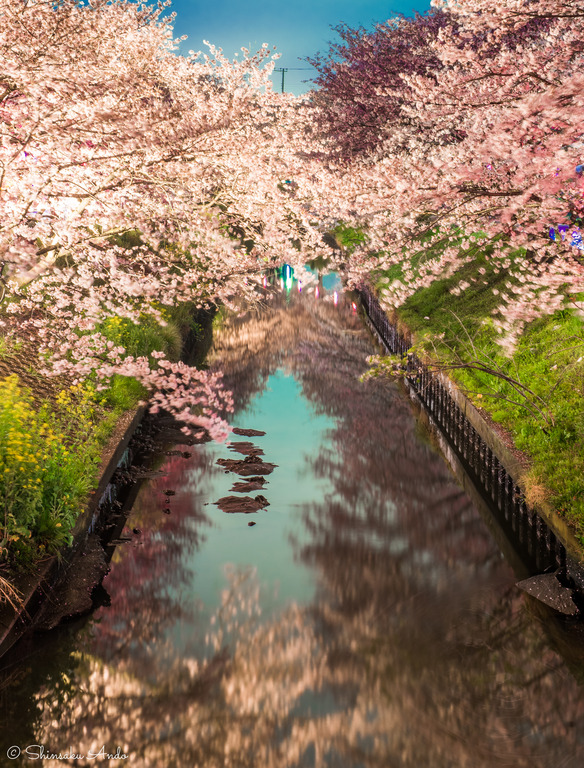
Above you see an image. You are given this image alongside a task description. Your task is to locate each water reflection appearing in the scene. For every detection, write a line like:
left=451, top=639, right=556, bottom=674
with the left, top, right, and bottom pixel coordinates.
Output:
left=2, top=286, right=584, bottom=766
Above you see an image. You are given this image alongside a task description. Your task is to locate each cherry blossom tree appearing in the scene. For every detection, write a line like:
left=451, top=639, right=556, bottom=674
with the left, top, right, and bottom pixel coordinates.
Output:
left=0, top=0, right=332, bottom=437
left=308, top=10, right=459, bottom=162
left=306, top=1, right=584, bottom=351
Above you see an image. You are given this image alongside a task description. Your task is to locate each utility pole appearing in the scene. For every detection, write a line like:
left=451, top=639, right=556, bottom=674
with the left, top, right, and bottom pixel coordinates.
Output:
left=274, top=67, right=288, bottom=93
left=273, top=67, right=312, bottom=94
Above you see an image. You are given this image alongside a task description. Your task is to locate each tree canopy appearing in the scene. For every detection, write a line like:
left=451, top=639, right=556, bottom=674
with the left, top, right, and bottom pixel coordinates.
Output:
left=1, top=0, right=583, bottom=431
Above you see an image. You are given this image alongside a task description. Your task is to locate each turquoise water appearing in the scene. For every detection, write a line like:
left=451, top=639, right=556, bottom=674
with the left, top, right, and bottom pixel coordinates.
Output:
left=167, top=370, right=334, bottom=652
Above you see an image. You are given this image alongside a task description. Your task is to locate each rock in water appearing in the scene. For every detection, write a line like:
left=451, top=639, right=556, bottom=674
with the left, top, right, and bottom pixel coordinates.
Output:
left=228, top=441, right=264, bottom=457
left=232, top=427, right=266, bottom=437
left=214, top=495, right=270, bottom=514
left=231, top=478, right=266, bottom=492
left=216, top=457, right=276, bottom=476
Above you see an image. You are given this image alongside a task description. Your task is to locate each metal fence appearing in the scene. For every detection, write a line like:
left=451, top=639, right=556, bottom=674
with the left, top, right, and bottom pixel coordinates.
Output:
left=357, top=283, right=570, bottom=578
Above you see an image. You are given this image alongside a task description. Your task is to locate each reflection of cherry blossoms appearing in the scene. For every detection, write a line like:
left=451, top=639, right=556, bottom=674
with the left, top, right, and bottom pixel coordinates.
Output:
left=91, top=450, right=215, bottom=664
left=32, top=567, right=324, bottom=768
left=9, top=287, right=584, bottom=766
left=30, top=559, right=584, bottom=768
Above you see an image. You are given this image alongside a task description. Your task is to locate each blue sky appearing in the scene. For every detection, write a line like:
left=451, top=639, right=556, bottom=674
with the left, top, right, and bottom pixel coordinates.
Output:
left=167, top=0, right=432, bottom=94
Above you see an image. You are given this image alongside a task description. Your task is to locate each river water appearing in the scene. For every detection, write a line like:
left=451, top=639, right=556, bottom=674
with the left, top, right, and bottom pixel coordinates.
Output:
left=1, top=275, right=584, bottom=767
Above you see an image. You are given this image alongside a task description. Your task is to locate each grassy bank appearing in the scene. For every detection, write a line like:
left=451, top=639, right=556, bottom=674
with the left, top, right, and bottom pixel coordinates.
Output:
left=0, top=308, right=198, bottom=572
left=350, top=225, right=584, bottom=542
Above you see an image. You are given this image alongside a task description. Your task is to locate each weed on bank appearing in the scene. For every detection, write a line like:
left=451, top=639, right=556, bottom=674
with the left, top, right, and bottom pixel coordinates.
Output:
left=371, top=229, right=584, bottom=540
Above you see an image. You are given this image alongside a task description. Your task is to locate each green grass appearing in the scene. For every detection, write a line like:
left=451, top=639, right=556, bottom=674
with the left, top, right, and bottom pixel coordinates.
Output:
left=0, top=305, right=201, bottom=567
left=100, top=314, right=182, bottom=362
left=331, top=222, right=368, bottom=253
left=0, top=335, right=23, bottom=359
left=163, top=300, right=207, bottom=339
left=376, top=231, right=584, bottom=540
left=98, top=374, right=147, bottom=414
left=94, top=312, right=186, bottom=412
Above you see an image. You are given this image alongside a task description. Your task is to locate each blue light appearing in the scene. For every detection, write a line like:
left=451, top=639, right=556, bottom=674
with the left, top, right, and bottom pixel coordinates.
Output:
left=571, top=230, right=584, bottom=250
left=549, top=224, right=584, bottom=250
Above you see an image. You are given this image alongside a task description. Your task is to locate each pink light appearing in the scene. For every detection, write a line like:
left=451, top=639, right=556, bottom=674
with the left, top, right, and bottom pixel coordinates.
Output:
left=315, top=286, right=319, bottom=299
left=280, top=278, right=284, bottom=290
left=333, top=291, right=338, bottom=305
left=298, top=281, right=302, bottom=292
left=351, top=302, right=357, bottom=313
left=262, top=276, right=267, bottom=288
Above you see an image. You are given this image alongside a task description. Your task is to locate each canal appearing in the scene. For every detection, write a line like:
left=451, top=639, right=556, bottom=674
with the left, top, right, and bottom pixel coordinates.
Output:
left=1, top=274, right=584, bottom=767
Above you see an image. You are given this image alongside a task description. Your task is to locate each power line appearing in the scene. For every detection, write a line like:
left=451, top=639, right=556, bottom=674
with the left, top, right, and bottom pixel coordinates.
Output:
left=273, top=67, right=313, bottom=93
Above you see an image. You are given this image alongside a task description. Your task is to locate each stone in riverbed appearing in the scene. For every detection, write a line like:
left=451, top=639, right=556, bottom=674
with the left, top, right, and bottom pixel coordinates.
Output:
left=214, top=495, right=270, bottom=514
left=228, top=441, right=264, bottom=457
left=216, top=456, right=276, bottom=476
left=517, top=572, right=579, bottom=616
left=231, top=477, right=266, bottom=492
left=232, top=427, right=266, bottom=437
